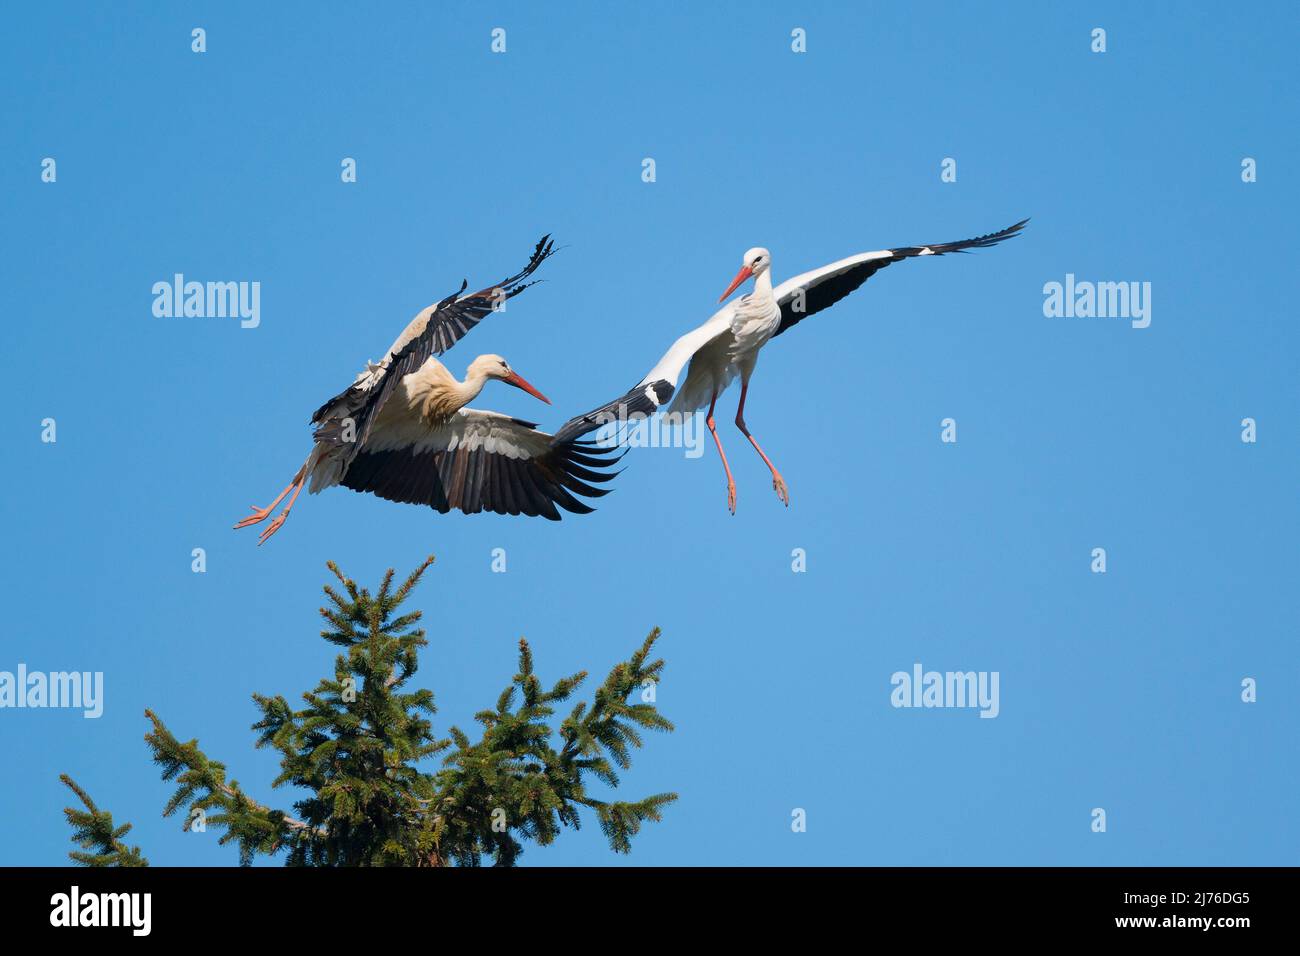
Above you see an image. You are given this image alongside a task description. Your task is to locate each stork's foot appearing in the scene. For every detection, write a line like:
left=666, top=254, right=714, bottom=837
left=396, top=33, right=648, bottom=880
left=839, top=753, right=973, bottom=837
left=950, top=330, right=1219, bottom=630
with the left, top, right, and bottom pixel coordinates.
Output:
left=236, top=467, right=307, bottom=542
left=726, top=480, right=737, bottom=515
left=257, top=511, right=290, bottom=546
left=233, top=505, right=274, bottom=529
left=772, top=474, right=789, bottom=508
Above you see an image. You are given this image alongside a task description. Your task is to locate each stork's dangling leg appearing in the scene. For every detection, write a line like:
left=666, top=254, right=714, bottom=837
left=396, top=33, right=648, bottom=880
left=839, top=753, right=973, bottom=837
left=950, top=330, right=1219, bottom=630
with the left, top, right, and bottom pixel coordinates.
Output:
left=233, top=477, right=296, bottom=528
left=257, top=468, right=307, bottom=545
left=735, top=378, right=789, bottom=507
left=233, top=465, right=307, bottom=540
left=706, top=389, right=737, bottom=514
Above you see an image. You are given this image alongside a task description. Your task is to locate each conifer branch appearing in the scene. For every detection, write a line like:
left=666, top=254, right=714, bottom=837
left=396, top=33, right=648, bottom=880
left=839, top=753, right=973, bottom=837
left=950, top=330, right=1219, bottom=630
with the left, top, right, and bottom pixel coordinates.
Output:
left=59, top=775, right=148, bottom=867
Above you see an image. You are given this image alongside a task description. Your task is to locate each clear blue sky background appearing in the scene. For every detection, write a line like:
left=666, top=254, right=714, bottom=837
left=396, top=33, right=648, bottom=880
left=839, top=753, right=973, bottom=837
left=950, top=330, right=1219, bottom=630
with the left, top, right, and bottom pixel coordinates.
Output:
left=2, top=2, right=1296, bottom=866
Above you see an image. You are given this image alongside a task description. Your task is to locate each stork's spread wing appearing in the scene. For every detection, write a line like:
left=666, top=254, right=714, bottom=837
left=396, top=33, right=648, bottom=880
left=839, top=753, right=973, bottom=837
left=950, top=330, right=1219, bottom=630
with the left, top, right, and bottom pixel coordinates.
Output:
left=341, top=409, right=621, bottom=520
left=310, top=235, right=556, bottom=463
left=552, top=307, right=736, bottom=443
left=553, top=379, right=676, bottom=445
left=398, top=234, right=556, bottom=360
left=771, top=219, right=1027, bottom=338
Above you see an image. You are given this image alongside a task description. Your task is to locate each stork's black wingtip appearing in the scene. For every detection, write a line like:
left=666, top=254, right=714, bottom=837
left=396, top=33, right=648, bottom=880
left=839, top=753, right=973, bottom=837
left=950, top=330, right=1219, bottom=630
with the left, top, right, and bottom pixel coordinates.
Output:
left=530, top=235, right=555, bottom=263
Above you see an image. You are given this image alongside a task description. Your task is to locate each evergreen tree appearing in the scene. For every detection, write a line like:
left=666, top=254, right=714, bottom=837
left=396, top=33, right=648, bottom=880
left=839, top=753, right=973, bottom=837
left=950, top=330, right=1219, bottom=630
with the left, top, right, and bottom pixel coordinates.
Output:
left=61, top=556, right=674, bottom=866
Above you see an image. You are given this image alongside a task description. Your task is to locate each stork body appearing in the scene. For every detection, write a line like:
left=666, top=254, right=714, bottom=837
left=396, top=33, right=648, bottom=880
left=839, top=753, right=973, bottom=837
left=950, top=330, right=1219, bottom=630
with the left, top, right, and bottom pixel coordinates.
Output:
left=556, top=220, right=1028, bottom=513
left=236, top=237, right=621, bottom=544
left=673, top=248, right=785, bottom=512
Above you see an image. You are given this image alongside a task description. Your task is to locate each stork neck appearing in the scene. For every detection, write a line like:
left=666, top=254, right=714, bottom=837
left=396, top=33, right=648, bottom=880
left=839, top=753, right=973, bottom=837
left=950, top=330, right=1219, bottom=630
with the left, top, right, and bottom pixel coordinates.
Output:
left=456, top=368, right=489, bottom=408
left=750, top=269, right=774, bottom=303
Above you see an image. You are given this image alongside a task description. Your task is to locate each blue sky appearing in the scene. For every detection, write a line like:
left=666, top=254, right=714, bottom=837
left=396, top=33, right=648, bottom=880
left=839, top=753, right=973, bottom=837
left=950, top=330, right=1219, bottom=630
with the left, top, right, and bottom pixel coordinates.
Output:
left=2, top=2, right=1296, bottom=866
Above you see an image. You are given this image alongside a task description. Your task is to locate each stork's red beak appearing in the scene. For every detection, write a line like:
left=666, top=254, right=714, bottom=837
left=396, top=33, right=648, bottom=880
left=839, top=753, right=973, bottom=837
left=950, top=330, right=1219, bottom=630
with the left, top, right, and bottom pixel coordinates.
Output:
left=503, top=371, right=551, bottom=405
left=718, top=265, right=754, bottom=303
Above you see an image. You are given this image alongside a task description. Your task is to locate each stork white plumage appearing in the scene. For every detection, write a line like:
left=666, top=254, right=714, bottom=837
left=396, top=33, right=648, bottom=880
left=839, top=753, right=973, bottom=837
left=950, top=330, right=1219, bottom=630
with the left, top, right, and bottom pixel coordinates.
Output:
left=235, top=236, right=621, bottom=544
left=556, top=220, right=1028, bottom=513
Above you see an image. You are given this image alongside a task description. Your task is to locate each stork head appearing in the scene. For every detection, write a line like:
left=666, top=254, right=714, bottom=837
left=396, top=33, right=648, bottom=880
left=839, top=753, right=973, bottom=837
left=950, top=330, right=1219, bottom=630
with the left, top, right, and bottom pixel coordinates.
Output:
left=470, top=354, right=552, bottom=405
left=718, top=247, right=771, bottom=302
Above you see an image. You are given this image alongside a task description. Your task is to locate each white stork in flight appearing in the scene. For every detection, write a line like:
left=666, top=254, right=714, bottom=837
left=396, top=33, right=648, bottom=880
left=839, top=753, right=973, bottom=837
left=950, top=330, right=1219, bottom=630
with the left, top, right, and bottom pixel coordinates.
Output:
left=235, top=236, right=620, bottom=544
left=555, top=220, right=1027, bottom=513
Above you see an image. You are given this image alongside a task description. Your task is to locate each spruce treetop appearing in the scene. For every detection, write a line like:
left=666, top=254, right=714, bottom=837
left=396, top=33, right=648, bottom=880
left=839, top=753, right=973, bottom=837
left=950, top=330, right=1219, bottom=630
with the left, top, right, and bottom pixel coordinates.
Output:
left=63, top=556, right=675, bottom=866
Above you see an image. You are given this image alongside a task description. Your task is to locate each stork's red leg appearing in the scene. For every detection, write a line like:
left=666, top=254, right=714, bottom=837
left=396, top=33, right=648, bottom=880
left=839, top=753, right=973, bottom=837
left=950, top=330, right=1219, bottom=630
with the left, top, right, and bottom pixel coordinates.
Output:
left=706, top=390, right=737, bottom=514
left=257, top=469, right=307, bottom=546
left=234, top=464, right=306, bottom=536
left=233, top=475, right=298, bottom=529
left=735, top=380, right=788, bottom=507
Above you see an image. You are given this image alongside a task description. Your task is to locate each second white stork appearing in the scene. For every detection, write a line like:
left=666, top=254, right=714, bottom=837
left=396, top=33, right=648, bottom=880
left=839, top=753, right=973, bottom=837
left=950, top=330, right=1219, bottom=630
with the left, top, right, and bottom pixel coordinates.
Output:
left=555, top=219, right=1027, bottom=513
left=235, top=236, right=621, bottom=544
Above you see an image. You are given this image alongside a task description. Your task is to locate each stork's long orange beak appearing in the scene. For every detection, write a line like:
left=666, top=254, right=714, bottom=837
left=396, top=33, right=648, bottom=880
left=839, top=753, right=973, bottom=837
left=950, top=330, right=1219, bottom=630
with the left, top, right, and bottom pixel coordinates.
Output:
left=718, top=265, right=754, bottom=303
left=503, top=371, right=551, bottom=405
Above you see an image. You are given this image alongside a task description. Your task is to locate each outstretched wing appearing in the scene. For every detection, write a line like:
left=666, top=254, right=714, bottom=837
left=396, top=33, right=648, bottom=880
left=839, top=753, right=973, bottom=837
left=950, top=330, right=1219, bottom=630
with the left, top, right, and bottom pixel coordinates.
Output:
left=310, top=235, right=556, bottom=462
left=771, top=219, right=1027, bottom=338
left=552, top=378, right=678, bottom=445
left=341, top=409, right=622, bottom=520
left=552, top=306, right=736, bottom=444
left=389, top=233, right=557, bottom=361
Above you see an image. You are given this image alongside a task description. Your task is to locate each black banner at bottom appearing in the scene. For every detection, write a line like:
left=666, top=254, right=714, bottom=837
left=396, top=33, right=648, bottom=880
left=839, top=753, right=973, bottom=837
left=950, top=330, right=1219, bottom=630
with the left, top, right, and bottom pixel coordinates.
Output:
left=0, top=866, right=1278, bottom=940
